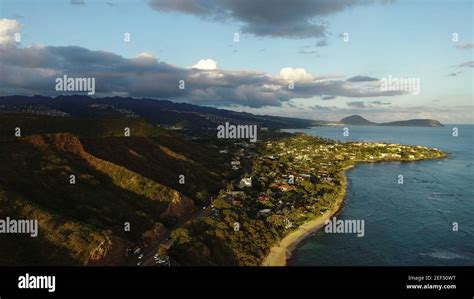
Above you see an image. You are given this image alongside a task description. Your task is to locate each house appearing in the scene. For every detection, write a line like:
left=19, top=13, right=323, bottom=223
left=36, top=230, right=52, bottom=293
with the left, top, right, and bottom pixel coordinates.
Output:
left=239, top=177, right=252, bottom=188
left=322, top=177, right=333, bottom=183
left=277, top=184, right=292, bottom=192
left=211, top=209, right=220, bottom=218
left=258, top=193, right=270, bottom=202
left=283, top=218, right=293, bottom=229
left=232, top=200, right=243, bottom=207
left=271, top=182, right=294, bottom=192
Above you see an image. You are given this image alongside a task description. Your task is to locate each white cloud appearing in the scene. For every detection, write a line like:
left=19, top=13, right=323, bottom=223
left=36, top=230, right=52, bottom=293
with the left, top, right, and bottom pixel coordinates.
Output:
left=191, top=59, right=218, bottom=70
left=130, top=52, right=158, bottom=66
left=135, top=52, right=155, bottom=59
left=279, top=67, right=313, bottom=82
left=0, top=18, right=22, bottom=46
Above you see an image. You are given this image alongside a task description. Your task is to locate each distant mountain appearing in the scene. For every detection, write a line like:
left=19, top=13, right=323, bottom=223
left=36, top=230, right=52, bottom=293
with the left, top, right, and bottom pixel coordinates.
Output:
left=339, top=115, right=443, bottom=127
left=379, top=119, right=443, bottom=127
left=340, top=115, right=375, bottom=125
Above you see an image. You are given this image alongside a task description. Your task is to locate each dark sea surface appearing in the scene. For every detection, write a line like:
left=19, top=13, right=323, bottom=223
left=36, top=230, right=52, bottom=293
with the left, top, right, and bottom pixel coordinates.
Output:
left=283, top=125, right=474, bottom=266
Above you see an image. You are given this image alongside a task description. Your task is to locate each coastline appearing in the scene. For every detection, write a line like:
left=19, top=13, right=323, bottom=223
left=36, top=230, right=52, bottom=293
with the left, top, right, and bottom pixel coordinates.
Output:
left=261, top=152, right=447, bottom=267
left=262, top=165, right=352, bottom=266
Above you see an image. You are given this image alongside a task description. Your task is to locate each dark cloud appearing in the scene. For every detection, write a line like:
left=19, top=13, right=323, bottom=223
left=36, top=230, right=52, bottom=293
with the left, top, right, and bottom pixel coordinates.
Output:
left=285, top=79, right=402, bottom=99
left=448, top=71, right=463, bottom=77
left=346, top=100, right=390, bottom=108
left=346, top=101, right=369, bottom=108
left=457, top=61, right=474, bottom=68
left=316, top=39, right=328, bottom=47
left=70, top=0, right=85, bottom=5
left=0, top=40, right=402, bottom=108
left=455, top=43, right=474, bottom=49
left=310, top=104, right=337, bottom=111
left=147, top=0, right=389, bottom=39
left=370, top=100, right=391, bottom=105
left=298, top=39, right=327, bottom=55
left=298, top=47, right=319, bottom=55
left=321, top=95, right=336, bottom=100
left=286, top=101, right=298, bottom=108
left=346, top=75, right=379, bottom=82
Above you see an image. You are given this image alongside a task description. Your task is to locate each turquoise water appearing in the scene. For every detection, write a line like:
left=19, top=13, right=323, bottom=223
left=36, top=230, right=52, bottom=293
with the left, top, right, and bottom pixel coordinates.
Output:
left=283, top=125, right=474, bottom=266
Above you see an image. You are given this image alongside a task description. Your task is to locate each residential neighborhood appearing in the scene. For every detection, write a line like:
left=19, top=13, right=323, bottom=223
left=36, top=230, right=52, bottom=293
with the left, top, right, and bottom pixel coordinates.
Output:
left=162, top=133, right=447, bottom=266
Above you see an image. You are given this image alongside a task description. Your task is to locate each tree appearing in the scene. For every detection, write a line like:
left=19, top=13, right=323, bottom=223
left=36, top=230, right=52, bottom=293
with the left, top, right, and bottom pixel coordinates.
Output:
left=171, top=228, right=191, bottom=245
left=213, top=197, right=231, bottom=209
left=157, top=244, right=167, bottom=256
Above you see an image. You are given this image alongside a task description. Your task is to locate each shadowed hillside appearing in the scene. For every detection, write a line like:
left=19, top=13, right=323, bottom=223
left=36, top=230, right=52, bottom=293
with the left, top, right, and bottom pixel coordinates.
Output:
left=0, top=114, right=230, bottom=265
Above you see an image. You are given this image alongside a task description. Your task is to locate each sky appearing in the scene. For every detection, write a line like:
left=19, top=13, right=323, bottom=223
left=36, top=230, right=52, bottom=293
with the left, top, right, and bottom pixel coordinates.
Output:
left=0, top=0, right=473, bottom=123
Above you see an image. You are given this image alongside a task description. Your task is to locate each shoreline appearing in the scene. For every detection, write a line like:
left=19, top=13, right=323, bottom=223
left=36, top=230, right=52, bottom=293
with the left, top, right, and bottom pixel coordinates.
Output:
left=261, top=165, right=352, bottom=266
left=261, top=152, right=447, bottom=267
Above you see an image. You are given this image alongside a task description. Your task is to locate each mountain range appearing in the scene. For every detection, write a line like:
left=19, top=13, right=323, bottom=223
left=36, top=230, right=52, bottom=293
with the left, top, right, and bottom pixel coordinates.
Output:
left=0, top=95, right=316, bottom=133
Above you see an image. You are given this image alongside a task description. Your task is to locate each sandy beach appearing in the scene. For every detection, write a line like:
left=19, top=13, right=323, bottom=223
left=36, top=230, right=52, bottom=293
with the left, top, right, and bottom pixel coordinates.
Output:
left=261, top=166, right=352, bottom=266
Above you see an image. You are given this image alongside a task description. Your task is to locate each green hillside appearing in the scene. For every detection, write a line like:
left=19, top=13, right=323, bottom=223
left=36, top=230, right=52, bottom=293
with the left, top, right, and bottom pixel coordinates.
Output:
left=0, top=114, right=230, bottom=265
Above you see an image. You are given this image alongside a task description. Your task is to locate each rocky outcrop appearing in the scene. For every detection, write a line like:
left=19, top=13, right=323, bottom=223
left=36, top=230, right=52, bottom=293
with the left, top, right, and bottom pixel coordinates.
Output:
left=142, top=223, right=168, bottom=245
left=86, top=235, right=132, bottom=266
left=48, top=133, right=88, bottom=156
left=22, top=134, right=48, bottom=148
left=161, top=195, right=195, bottom=221
left=23, top=133, right=88, bottom=157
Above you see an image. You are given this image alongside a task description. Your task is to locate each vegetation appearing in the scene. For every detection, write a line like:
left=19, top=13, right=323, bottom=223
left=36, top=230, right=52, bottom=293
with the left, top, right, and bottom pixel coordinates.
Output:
left=168, top=134, right=445, bottom=266
left=0, top=114, right=229, bottom=265
left=0, top=112, right=446, bottom=266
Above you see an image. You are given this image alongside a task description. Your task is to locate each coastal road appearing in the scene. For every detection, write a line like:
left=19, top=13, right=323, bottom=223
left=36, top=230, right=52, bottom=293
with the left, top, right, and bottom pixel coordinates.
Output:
left=138, top=198, right=215, bottom=266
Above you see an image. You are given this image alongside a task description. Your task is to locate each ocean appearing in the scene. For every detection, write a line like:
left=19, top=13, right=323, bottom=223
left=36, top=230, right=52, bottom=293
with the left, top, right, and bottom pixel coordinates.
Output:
left=283, top=125, right=474, bottom=266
